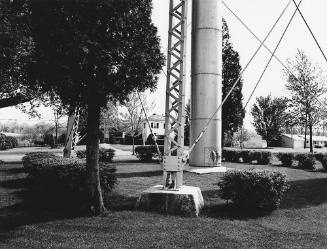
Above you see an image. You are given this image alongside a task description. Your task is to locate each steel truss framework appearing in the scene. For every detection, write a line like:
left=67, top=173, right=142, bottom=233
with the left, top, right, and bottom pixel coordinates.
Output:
left=163, top=0, right=188, bottom=189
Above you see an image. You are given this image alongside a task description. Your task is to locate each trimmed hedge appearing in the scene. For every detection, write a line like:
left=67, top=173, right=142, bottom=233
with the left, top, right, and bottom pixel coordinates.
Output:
left=315, top=153, right=327, bottom=171
left=277, top=153, right=294, bottom=167
left=295, top=153, right=316, bottom=170
left=218, top=169, right=289, bottom=211
left=22, top=152, right=117, bottom=205
left=135, top=145, right=164, bottom=162
left=0, top=134, right=18, bottom=150
left=76, top=148, right=115, bottom=162
left=222, top=149, right=271, bottom=165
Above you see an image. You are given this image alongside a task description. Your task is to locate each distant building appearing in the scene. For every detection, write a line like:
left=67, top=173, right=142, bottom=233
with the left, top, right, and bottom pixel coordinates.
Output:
left=142, top=114, right=165, bottom=144
left=281, top=134, right=327, bottom=149
left=281, top=134, right=304, bottom=149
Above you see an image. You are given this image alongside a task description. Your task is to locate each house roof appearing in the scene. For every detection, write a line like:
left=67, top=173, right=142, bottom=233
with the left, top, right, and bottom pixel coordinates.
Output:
left=283, top=134, right=327, bottom=142
left=144, top=114, right=165, bottom=122
left=282, top=134, right=304, bottom=141
left=0, top=132, right=25, bottom=137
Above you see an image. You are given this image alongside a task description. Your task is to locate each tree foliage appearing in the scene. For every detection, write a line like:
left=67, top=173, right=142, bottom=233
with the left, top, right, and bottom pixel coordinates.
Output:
left=251, top=95, right=288, bottom=147
left=222, top=19, right=245, bottom=145
left=4, top=0, right=164, bottom=215
left=284, top=50, right=327, bottom=152
left=0, top=0, right=39, bottom=108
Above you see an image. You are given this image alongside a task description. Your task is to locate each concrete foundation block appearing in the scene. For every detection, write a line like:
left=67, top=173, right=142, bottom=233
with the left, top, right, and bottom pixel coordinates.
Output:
left=136, top=185, right=204, bottom=217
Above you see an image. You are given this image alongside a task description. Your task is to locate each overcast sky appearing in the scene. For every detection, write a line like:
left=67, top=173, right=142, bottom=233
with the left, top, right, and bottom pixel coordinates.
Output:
left=1, top=0, right=327, bottom=129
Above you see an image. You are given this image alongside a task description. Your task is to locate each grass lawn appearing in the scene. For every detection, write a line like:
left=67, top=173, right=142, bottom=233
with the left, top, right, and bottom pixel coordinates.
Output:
left=1, top=159, right=327, bottom=248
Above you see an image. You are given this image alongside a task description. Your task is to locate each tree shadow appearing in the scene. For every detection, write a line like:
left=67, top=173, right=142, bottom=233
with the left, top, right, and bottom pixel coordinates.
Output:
left=280, top=177, right=327, bottom=209
left=0, top=167, right=26, bottom=175
left=201, top=189, right=270, bottom=219
left=0, top=189, right=87, bottom=236
left=0, top=178, right=32, bottom=189
left=104, top=192, right=138, bottom=211
left=116, top=170, right=162, bottom=178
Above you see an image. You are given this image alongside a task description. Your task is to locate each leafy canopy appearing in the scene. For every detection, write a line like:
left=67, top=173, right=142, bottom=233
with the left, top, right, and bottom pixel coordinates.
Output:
left=24, top=0, right=164, bottom=107
left=251, top=95, right=288, bottom=146
left=222, top=19, right=245, bottom=143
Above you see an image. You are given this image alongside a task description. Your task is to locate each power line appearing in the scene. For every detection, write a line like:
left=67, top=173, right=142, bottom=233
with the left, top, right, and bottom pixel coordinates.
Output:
left=188, top=0, right=293, bottom=156
left=244, top=0, right=303, bottom=109
left=291, top=0, right=327, bottom=65
left=224, top=0, right=327, bottom=113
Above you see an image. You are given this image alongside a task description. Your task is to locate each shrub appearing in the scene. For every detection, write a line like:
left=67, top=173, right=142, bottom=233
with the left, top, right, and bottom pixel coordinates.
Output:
left=76, top=150, right=87, bottom=159
left=251, top=151, right=271, bottom=165
left=44, top=133, right=55, bottom=148
left=240, top=150, right=252, bottom=163
left=76, top=148, right=115, bottom=162
left=222, top=149, right=241, bottom=162
left=277, top=153, right=294, bottom=167
left=22, top=152, right=59, bottom=174
left=5, top=136, right=18, bottom=149
left=22, top=153, right=117, bottom=205
left=315, top=153, right=327, bottom=171
left=0, top=134, right=18, bottom=150
left=296, top=153, right=316, bottom=170
left=218, top=169, right=289, bottom=211
left=135, top=145, right=164, bottom=162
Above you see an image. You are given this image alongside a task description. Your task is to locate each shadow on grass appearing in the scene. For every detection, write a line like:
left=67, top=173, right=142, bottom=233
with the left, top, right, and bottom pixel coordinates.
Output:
left=0, top=167, right=26, bottom=174
left=0, top=190, right=87, bottom=236
left=280, top=177, right=327, bottom=209
left=0, top=178, right=32, bottom=189
left=201, top=189, right=270, bottom=219
left=104, top=192, right=138, bottom=211
left=116, top=170, right=162, bottom=178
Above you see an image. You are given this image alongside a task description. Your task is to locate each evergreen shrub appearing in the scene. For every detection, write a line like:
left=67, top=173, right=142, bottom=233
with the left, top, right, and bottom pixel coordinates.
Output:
left=218, top=169, right=289, bottom=211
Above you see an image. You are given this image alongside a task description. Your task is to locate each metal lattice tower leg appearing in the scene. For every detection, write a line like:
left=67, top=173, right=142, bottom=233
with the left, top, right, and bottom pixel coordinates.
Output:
left=163, top=0, right=188, bottom=189
left=63, top=107, right=80, bottom=158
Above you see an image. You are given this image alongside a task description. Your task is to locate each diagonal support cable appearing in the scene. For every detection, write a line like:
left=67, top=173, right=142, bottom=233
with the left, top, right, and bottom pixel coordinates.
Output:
left=188, top=0, right=293, bottom=156
left=244, top=0, right=303, bottom=109
left=291, top=0, right=327, bottom=65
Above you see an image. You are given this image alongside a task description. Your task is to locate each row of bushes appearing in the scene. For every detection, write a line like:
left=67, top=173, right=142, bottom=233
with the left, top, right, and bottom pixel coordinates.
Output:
left=278, top=152, right=327, bottom=170
left=218, top=169, right=289, bottom=211
left=0, top=134, right=18, bottom=150
left=22, top=152, right=117, bottom=206
left=135, top=145, right=164, bottom=162
left=76, top=148, right=115, bottom=162
left=223, top=149, right=271, bottom=165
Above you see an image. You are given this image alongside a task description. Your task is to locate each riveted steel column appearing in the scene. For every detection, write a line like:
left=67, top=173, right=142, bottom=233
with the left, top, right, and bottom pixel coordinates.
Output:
left=190, top=0, right=222, bottom=167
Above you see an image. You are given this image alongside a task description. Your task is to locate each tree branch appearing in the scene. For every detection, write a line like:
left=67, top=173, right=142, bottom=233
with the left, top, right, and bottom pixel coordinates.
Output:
left=0, top=94, right=33, bottom=108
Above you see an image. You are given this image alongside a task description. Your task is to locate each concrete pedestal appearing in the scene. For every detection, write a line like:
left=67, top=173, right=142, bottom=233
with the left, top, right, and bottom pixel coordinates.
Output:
left=185, top=166, right=228, bottom=174
left=136, top=185, right=204, bottom=217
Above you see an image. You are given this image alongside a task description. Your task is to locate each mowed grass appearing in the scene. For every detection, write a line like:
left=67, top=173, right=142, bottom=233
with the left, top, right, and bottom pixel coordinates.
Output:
left=1, top=159, right=327, bottom=249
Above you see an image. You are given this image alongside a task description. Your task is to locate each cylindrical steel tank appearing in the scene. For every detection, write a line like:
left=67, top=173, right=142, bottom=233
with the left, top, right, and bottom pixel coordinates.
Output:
left=190, top=0, right=222, bottom=167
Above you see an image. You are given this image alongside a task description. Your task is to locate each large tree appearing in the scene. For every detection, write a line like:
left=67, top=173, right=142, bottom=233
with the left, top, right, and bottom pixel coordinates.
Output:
left=284, top=50, right=327, bottom=152
left=7, top=0, right=164, bottom=215
left=222, top=19, right=245, bottom=145
left=0, top=0, right=38, bottom=108
left=251, top=95, right=288, bottom=147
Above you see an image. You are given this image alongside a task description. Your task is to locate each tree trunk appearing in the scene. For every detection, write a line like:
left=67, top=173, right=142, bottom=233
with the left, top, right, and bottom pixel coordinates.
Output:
left=304, top=113, right=308, bottom=149
left=132, top=136, right=135, bottom=155
left=0, top=94, right=32, bottom=108
left=55, top=122, right=58, bottom=145
left=86, top=99, right=106, bottom=215
left=309, top=123, right=313, bottom=153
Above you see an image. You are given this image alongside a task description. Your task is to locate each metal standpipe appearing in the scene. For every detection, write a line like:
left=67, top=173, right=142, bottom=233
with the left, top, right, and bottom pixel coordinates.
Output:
left=190, top=0, right=222, bottom=167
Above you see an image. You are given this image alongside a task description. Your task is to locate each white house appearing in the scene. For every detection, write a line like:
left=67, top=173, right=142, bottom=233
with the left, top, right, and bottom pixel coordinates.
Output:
left=142, top=114, right=165, bottom=144
left=281, top=134, right=304, bottom=149
left=281, top=134, right=327, bottom=149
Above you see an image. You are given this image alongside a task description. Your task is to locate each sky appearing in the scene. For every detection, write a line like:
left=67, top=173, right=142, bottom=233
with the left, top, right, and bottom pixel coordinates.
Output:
left=1, top=0, right=327, bottom=129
